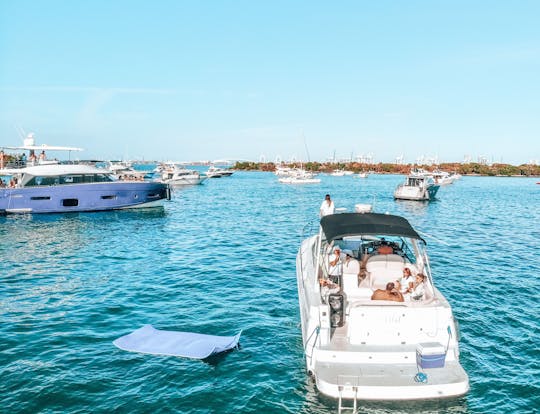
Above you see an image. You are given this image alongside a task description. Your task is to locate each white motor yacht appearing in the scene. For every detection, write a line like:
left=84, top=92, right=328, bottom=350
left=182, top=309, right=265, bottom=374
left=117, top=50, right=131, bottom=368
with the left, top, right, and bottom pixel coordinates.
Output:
left=155, top=162, right=207, bottom=186
left=278, top=168, right=320, bottom=184
left=107, top=161, right=147, bottom=181
left=296, top=211, right=469, bottom=406
left=394, top=175, right=440, bottom=201
left=431, top=170, right=456, bottom=186
left=206, top=165, right=234, bottom=178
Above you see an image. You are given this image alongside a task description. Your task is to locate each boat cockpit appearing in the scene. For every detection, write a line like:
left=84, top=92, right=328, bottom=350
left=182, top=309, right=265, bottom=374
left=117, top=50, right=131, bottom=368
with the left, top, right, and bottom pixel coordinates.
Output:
left=317, top=231, right=436, bottom=330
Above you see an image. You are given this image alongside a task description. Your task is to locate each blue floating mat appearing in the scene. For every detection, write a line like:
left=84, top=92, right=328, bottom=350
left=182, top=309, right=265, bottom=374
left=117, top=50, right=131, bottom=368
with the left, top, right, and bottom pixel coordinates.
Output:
left=113, top=324, right=241, bottom=359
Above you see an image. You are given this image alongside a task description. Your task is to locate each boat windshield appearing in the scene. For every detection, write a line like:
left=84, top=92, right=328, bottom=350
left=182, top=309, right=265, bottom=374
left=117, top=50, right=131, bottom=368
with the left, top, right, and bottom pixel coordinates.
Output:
left=338, top=235, right=417, bottom=264
left=25, top=173, right=114, bottom=186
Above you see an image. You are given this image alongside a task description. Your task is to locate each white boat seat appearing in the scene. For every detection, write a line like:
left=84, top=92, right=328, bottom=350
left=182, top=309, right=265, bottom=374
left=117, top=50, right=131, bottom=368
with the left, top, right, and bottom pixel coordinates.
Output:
left=343, top=259, right=360, bottom=275
left=366, top=255, right=405, bottom=290
left=342, top=273, right=373, bottom=301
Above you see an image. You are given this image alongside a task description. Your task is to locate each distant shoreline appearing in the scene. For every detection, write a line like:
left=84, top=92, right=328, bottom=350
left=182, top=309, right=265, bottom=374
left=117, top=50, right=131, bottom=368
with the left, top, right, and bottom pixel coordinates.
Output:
left=231, top=161, right=540, bottom=177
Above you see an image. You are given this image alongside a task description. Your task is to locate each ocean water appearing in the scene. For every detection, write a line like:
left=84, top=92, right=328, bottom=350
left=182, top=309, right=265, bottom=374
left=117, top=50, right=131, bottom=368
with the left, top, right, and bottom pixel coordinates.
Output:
left=1, top=173, right=539, bottom=414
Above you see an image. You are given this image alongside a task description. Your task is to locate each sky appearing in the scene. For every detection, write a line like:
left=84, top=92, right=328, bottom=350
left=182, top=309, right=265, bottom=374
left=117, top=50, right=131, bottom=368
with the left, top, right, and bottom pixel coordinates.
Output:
left=1, top=0, right=539, bottom=164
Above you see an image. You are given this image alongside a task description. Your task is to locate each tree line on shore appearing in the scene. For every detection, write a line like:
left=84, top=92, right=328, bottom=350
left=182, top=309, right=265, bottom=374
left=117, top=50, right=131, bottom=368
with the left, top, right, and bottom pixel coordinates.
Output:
left=233, top=161, right=540, bottom=176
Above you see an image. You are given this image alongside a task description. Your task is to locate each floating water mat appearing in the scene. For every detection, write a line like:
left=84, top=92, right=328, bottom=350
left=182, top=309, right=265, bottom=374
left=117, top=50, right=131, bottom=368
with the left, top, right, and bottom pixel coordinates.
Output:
left=113, top=324, right=241, bottom=359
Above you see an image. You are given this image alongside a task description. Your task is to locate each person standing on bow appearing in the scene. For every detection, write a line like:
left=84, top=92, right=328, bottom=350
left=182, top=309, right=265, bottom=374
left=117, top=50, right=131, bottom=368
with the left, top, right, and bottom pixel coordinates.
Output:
left=320, top=194, right=335, bottom=217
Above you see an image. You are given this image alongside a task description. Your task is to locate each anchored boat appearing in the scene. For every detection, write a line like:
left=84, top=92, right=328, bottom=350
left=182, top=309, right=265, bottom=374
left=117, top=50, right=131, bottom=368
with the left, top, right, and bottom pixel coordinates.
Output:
left=296, top=211, right=468, bottom=407
left=0, top=135, right=169, bottom=214
left=394, top=175, right=440, bottom=201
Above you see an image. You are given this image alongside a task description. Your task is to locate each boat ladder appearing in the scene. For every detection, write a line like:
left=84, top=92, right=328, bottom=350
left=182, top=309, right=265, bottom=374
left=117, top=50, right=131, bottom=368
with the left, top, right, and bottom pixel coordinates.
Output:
left=338, top=385, right=358, bottom=414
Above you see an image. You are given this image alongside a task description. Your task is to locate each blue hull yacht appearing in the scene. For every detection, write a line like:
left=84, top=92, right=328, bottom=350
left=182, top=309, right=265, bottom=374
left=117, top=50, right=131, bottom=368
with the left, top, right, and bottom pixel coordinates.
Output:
left=0, top=135, right=169, bottom=214
left=0, top=164, right=169, bottom=214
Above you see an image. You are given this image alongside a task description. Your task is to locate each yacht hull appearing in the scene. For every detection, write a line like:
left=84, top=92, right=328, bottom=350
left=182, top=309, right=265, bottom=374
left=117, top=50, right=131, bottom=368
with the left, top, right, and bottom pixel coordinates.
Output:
left=394, top=184, right=440, bottom=201
left=0, top=182, right=169, bottom=214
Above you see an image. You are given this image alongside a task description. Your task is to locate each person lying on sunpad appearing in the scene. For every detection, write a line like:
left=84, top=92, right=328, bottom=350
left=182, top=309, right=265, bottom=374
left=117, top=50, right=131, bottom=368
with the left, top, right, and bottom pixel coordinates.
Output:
left=371, top=282, right=404, bottom=302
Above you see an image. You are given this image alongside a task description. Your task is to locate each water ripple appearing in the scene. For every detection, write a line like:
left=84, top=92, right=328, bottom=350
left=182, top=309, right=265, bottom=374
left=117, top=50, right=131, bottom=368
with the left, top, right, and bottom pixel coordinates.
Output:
left=1, top=174, right=539, bottom=413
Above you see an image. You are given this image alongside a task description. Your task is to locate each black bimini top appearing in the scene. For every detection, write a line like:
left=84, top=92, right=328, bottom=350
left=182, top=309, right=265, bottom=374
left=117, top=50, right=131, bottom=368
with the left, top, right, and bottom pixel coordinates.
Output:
left=320, top=213, right=425, bottom=243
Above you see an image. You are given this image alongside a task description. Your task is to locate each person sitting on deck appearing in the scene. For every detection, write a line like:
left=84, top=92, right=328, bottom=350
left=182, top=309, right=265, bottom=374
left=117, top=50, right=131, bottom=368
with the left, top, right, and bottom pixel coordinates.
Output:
left=409, top=273, right=426, bottom=301
left=398, top=267, right=415, bottom=294
left=371, top=282, right=404, bottom=302
left=377, top=243, right=393, bottom=255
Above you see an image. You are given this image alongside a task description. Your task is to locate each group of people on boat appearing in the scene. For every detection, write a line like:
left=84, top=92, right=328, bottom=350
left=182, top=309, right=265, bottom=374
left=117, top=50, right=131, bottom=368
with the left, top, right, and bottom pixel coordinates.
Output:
left=370, top=271, right=426, bottom=302
left=0, top=149, right=46, bottom=169
left=320, top=246, right=427, bottom=303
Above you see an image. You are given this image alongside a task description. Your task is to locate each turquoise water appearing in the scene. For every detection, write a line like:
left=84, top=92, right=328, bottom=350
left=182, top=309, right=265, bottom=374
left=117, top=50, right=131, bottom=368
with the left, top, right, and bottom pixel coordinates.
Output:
left=1, top=173, right=539, bottom=413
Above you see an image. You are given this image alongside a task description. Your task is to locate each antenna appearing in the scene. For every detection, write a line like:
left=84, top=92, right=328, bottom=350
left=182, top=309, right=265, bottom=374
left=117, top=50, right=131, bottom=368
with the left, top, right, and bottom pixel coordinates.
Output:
left=302, top=131, right=311, bottom=162
left=14, top=125, right=26, bottom=141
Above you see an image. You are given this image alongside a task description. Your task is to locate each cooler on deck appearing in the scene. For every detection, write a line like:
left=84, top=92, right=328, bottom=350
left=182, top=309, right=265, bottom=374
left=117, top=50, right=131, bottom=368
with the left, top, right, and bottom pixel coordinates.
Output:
left=416, top=342, right=446, bottom=369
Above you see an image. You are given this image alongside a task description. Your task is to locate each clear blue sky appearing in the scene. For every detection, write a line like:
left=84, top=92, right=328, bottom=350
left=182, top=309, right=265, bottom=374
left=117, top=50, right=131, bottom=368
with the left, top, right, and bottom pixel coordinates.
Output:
left=1, top=1, right=539, bottom=164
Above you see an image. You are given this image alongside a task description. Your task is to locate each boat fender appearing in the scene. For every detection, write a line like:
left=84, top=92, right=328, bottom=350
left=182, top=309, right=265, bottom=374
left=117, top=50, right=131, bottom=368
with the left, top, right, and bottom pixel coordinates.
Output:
left=414, top=372, right=428, bottom=383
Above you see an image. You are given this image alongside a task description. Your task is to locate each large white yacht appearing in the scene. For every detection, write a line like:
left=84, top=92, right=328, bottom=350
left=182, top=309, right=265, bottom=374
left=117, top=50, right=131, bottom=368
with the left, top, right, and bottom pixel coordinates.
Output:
left=296, top=211, right=468, bottom=408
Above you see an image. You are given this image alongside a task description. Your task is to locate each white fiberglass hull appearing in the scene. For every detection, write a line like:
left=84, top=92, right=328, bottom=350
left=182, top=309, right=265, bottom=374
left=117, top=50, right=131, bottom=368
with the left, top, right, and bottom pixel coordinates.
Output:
left=296, top=228, right=468, bottom=402
left=279, top=177, right=321, bottom=184
left=164, top=177, right=207, bottom=186
left=315, top=360, right=469, bottom=400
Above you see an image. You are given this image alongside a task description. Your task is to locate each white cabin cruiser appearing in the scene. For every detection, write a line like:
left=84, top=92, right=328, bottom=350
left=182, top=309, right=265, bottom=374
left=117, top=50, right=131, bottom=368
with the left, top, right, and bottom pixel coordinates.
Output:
left=155, top=163, right=207, bottom=186
left=394, top=175, right=440, bottom=201
left=297, top=212, right=468, bottom=406
left=206, top=165, right=234, bottom=178
left=278, top=168, right=321, bottom=184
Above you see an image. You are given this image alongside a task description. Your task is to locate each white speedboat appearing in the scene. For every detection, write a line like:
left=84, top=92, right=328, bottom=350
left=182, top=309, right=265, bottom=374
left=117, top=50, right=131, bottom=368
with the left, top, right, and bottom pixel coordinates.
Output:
left=159, top=169, right=207, bottom=186
left=206, top=165, right=234, bottom=178
left=297, top=211, right=469, bottom=406
left=356, top=172, right=369, bottom=178
left=279, top=176, right=321, bottom=184
left=431, top=170, right=456, bottom=186
left=278, top=168, right=320, bottom=184
left=107, top=161, right=147, bottom=181
left=155, top=162, right=207, bottom=186
left=394, top=175, right=440, bottom=201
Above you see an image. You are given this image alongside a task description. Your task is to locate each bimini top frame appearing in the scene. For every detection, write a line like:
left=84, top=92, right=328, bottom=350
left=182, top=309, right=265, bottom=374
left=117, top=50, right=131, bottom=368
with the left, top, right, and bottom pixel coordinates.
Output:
left=320, top=213, right=425, bottom=244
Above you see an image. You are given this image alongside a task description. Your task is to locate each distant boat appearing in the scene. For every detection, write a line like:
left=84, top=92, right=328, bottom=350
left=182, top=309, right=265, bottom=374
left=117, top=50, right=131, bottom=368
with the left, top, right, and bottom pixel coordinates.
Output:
left=206, top=165, right=234, bottom=178
left=278, top=175, right=321, bottom=184
left=356, top=172, right=369, bottom=178
left=278, top=167, right=320, bottom=184
left=330, top=169, right=354, bottom=177
left=394, top=175, right=440, bottom=201
left=107, top=161, right=147, bottom=181
left=155, top=162, right=207, bottom=186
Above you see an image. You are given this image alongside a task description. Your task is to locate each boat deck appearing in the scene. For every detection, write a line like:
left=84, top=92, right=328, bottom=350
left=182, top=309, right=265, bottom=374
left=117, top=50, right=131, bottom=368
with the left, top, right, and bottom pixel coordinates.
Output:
left=314, top=360, right=468, bottom=400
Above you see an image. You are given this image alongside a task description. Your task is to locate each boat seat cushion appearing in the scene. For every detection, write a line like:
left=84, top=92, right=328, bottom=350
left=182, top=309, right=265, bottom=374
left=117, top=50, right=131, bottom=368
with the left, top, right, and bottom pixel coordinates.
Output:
left=343, top=259, right=360, bottom=275
left=342, top=273, right=373, bottom=301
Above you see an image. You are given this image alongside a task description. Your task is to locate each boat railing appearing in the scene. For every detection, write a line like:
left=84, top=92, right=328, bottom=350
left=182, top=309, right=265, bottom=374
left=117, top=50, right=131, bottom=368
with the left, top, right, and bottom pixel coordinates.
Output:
left=301, top=219, right=318, bottom=239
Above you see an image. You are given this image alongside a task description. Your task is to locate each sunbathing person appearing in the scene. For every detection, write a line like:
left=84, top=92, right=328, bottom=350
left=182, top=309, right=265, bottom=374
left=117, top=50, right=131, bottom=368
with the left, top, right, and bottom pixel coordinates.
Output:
left=371, top=282, right=404, bottom=302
